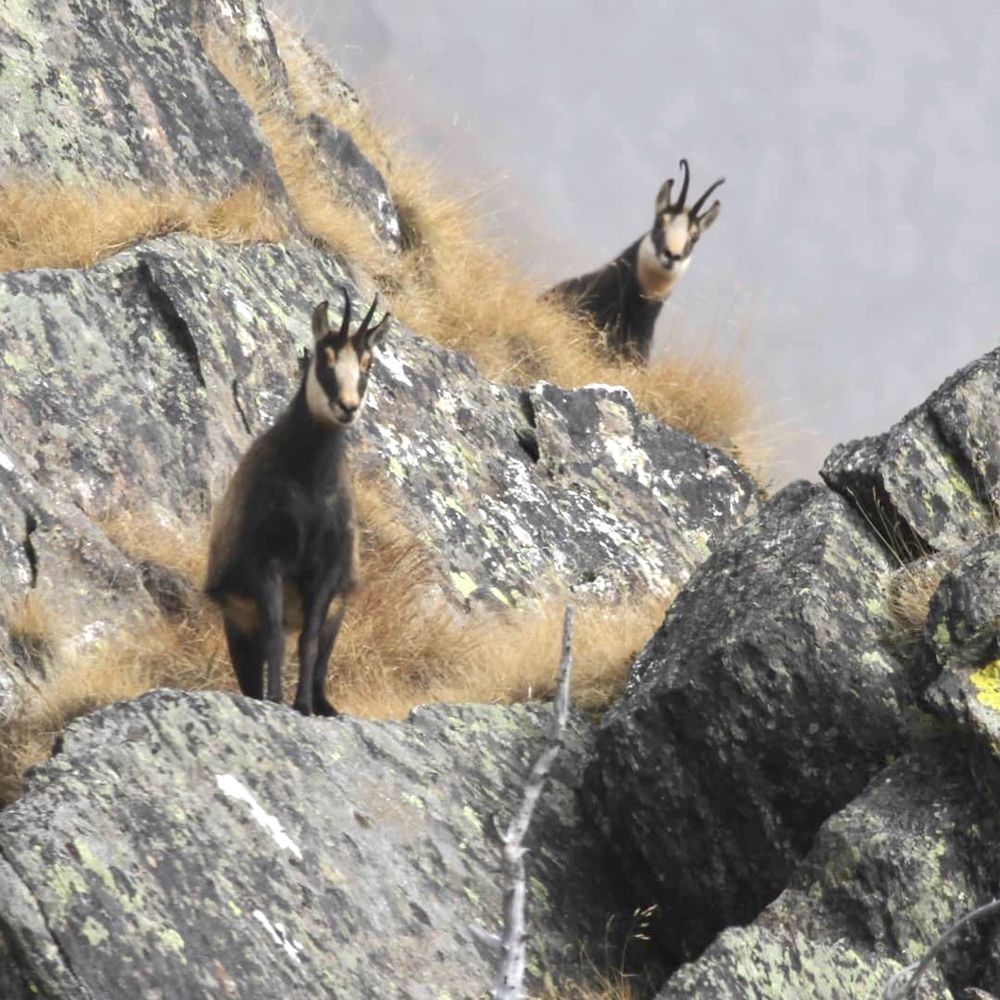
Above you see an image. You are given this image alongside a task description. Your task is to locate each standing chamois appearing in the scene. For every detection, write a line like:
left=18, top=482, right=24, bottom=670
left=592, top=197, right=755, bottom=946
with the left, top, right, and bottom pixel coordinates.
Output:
left=205, top=288, right=390, bottom=716
left=547, top=160, right=724, bottom=363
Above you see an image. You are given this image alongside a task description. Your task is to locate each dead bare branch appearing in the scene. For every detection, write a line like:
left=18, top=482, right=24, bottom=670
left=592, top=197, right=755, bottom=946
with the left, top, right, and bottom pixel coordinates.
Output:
left=488, top=605, right=575, bottom=1000
left=883, top=898, right=1000, bottom=999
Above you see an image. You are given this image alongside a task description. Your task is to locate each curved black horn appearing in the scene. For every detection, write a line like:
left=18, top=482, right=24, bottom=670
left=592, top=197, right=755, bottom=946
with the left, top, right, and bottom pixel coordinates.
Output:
left=358, top=294, right=379, bottom=336
left=690, top=177, right=726, bottom=219
left=337, top=286, right=352, bottom=338
left=677, top=158, right=691, bottom=208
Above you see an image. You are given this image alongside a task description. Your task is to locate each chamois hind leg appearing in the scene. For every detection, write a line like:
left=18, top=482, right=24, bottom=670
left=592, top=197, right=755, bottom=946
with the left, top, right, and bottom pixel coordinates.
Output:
left=310, top=603, right=346, bottom=718
left=292, top=593, right=334, bottom=717
left=223, top=617, right=264, bottom=699
left=258, top=561, right=286, bottom=704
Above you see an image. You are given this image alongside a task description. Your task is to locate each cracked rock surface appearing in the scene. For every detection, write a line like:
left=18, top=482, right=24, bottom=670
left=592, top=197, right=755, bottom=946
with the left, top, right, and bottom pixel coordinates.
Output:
left=0, top=690, right=616, bottom=999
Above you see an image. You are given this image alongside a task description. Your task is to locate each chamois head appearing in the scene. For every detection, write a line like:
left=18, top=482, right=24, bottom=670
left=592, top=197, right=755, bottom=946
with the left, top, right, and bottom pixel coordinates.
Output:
left=650, top=159, right=724, bottom=272
left=306, top=289, right=390, bottom=427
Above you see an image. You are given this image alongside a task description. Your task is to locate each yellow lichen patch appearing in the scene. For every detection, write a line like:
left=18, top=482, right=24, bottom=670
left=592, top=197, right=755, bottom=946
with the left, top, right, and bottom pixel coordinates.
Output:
left=970, top=660, right=1000, bottom=712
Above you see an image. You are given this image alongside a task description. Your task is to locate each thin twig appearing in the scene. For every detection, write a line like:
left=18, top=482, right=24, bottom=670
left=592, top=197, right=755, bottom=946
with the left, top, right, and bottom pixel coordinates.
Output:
left=883, top=898, right=1000, bottom=999
left=488, top=605, right=575, bottom=1000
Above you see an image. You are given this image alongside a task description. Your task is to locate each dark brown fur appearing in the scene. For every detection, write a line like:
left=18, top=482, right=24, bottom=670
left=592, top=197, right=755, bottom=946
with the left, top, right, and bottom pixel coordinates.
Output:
left=205, top=290, right=388, bottom=716
left=547, top=161, right=723, bottom=363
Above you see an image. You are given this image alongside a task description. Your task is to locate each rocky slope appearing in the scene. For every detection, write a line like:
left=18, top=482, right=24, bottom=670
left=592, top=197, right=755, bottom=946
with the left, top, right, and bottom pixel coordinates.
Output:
left=0, top=1, right=998, bottom=998
left=0, top=692, right=614, bottom=999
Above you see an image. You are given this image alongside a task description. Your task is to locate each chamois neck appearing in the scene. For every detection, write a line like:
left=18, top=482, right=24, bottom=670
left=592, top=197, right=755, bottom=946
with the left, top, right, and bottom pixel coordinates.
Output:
left=277, top=379, right=349, bottom=478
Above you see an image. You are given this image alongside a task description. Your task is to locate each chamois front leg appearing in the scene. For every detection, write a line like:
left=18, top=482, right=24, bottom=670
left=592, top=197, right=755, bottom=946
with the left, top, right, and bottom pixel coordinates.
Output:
left=258, top=560, right=286, bottom=704
left=223, top=617, right=264, bottom=699
left=310, top=603, right=347, bottom=718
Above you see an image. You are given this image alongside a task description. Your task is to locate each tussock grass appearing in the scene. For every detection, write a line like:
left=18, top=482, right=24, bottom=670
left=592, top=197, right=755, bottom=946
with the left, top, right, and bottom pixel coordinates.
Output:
left=0, top=485, right=670, bottom=803
left=0, top=182, right=288, bottom=272
left=541, top=977, right=637, bottom=1000
left=887, top=552, right=959, bottom=642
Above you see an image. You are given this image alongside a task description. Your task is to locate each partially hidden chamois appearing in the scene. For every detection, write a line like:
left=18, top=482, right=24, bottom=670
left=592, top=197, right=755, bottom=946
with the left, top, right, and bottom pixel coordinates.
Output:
left=547, top=160, right=724, bottom=363
left=205, top=288, right=390, bottom=716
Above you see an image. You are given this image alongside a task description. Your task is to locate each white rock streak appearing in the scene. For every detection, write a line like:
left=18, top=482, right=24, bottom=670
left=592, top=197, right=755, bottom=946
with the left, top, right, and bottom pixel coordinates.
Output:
left=215, top=773, right=303, bottom=860
left=252, top=910, right=304, bottom=965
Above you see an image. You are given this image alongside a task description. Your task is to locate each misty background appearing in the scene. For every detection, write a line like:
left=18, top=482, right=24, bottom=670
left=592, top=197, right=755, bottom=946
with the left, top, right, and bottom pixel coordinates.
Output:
left=281, top=0, right=999, bottom=482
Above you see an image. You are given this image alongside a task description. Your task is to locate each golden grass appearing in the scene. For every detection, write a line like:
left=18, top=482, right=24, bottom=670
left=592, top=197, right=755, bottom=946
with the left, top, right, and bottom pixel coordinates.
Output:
left=0, top=182, right=288, bottom=272
left=887, top=553, right=958, bottom=642
left=540, top=976, right=637, bottom=1000
left=0, top=484, right=670, bottom=802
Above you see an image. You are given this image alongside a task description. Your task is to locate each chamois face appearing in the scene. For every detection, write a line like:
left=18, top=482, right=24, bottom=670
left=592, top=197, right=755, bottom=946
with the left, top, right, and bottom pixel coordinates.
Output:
left=650, top=159, right=725, bottom=271
left=306, top=291, right=390, bottom=427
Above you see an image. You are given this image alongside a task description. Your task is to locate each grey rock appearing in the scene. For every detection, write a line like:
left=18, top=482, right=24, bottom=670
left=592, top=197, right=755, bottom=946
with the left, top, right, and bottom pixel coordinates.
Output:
left=0, top=0, right=286, bottom=199
left=821, top=348, right=999, bottom=558
left=658, top=742, right=999, bottom=999
left=0, top=690, right=616, bottom=999
left=923, top=534, right=1000, bottom=781
left=585, top=481, right=910, bottom=963
left=302, top=112, right=402, bottom=250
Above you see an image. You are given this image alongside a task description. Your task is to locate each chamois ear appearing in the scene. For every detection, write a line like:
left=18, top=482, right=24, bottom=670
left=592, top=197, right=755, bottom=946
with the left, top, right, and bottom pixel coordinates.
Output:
left=312, top=300, right=330, bottom=342
left=697, top=200, right=722, bottom=233
left=366, top=312, right=392, bottom=349
left=655, top=177, right=674, bottom=215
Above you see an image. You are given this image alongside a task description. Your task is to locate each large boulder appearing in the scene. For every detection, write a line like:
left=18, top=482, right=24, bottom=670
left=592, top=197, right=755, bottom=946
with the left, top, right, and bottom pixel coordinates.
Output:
left=0, top=0, right=285, bottom=197
left=821, top=348, right=999, bottom=558
left=585, top=481, right=911, bottom=963
left=657, top=742, right=1000, bottom=999
left=0, top=690, right=616, bottom=999
left=923, top=534, right=1000, bottom=787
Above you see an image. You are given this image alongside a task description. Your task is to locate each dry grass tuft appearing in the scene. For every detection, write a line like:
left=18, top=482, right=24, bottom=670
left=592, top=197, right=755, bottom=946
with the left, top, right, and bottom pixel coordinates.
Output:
left=0, top=181, right=288, bottom=272
left=887, top=552, right=959, bottom=642
left=540, top=975, right=638, bottom=1000
left=0, top=486, right=670, bottom=802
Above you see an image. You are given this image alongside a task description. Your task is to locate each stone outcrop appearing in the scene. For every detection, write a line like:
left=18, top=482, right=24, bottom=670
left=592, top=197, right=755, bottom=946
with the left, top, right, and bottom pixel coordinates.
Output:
left=584, top=481, right=910, bottom=962
left=821, top=348, right=999, bottom=558
left=923, top=534, right=1000, bottom=789
left=1, top=0, right=999, bottom=996
left=657, top=743, right=999, bottom=999
left=0, top=0, right=287, bottom=198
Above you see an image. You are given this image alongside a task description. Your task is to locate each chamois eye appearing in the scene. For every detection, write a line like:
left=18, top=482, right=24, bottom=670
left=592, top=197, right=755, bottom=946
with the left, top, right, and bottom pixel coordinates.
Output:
left=360, top=355, right=371, bottom=373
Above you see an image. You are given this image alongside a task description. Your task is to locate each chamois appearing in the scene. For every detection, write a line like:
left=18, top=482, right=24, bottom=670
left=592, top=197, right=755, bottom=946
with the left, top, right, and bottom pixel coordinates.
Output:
left=547, top=160, right=724, bottom=363
left=205, top=288, right=390, bottom=716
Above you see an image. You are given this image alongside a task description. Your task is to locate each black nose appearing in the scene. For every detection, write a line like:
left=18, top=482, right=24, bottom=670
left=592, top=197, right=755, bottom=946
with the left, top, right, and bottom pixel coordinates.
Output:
left=340, top=401, right=358, bottom=414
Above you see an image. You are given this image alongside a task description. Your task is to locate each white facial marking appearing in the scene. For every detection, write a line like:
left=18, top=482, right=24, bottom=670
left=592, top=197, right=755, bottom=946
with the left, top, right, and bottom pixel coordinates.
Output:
left=637, top=233, right=685, bottom=299
left=664, top=213, right=692, bottom=257
left=333, top=347, right=362, bottom=413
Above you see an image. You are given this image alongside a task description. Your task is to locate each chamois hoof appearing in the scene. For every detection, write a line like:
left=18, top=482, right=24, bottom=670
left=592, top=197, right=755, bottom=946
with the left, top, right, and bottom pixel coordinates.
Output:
left=314, top=697, right=341, bottom=718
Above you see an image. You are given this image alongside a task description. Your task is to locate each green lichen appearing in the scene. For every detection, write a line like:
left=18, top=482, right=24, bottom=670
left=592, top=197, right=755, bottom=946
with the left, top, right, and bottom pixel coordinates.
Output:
left=74, top=841, right=115, bottom=893
left=158, top=928, right=186, bottom=954
left=450, top=571, right=478, bottom=600
left=81, top=916, right=109, bottom=947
